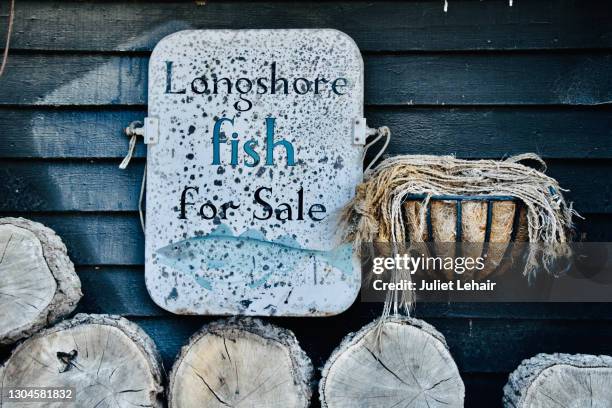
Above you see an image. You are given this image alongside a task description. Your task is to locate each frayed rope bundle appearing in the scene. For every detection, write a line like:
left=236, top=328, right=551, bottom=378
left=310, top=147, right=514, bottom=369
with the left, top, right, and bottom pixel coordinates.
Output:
left=340, top=153, right=577, bottom=316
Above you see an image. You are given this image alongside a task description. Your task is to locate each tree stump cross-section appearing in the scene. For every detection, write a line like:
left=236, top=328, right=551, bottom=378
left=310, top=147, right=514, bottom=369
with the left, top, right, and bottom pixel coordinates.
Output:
left=168, top=317, right=313, bottom=408
left=504, top=353, right=612, bottom=408
left=320, top=316, right=464, bottom=408
left=0, top=314, right=164, bottom=408
left=0, top=217, right=82, bottom=345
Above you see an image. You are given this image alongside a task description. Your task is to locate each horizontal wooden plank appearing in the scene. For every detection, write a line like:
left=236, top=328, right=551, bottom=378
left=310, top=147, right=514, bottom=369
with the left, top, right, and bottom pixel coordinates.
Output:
left=0, top=212, right=608, bottom=265
left=129, top=316, right=612, bottom=373
left=76, top=266, right=612, bottom=321
left=0, top=55, right=147, bottom=106
left=1, top=53, right=611, bottom=106
left=20, top=214, right=145, bottom=265
left=368, top=107, right=612, bottom=160
left=4, top=0, right=612, bottom=52
left=0, top=109, right=146, bottom=158
left=0, top=161, right=144, bottom=212
left=1, top=160, right=609, bottom=212
left=437, top=318, right=612, bottom=373
left=76, top=267, right=165, bottom=317
left=3, top=107, right=612, bottom=159
left=369, top=53, right=612, bottom=106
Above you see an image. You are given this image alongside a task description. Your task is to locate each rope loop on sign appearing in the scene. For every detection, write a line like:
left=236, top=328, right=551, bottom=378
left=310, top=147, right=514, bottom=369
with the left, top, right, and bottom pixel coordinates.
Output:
left=120, top=121, right=144, bottom=169
left=363, top=126, right=391, bottom=174
left=119, top=121, right=146, bottom=233
left=0, top=0, right=15, bottom=78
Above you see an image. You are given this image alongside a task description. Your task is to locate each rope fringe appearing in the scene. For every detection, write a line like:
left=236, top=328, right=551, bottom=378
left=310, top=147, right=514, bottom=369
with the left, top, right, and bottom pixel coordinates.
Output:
left=340, top=154, right=576, bottom=321
left=364, top=126, right=391, bottom=174
left=119, top=134, right=138, bottom=169
left=138, top=163, right=146, bottom=233
left=119, top=121, right=146, bottom=233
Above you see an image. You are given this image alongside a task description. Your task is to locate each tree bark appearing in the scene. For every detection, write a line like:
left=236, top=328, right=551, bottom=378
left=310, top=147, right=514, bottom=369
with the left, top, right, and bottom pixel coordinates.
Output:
left=0, top=217, right=82, bottom=345
left=504, top=353, right=612, bottom=408
left=320, top=316, right=464, bottom=408
left=0, top=314, right=164, bottom=408
left=168, top=317, right=313, bottom=408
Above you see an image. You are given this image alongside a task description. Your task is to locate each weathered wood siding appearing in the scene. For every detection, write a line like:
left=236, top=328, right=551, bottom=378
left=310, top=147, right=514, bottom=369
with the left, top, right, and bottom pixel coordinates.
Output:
left=1, top=1, right=611, bottom=406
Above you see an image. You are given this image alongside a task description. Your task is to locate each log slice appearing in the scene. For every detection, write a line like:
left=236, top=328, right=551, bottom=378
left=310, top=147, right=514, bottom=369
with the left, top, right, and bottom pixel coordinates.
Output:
left=320, top=316, right=464, bottom=408
left=168, top=317, right=313, bottom=408
left=0, top=314, right=164, bottom=407
left=504, top=353, right=612, bottom=408
left=0, top=217, right=81, bottom=345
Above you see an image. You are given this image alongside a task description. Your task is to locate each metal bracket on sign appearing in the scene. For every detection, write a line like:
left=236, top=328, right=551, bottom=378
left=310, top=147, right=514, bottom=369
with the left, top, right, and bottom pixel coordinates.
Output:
left=144, top=117, right=159, bottom=145
left=353, top=117, right=367, bottom=145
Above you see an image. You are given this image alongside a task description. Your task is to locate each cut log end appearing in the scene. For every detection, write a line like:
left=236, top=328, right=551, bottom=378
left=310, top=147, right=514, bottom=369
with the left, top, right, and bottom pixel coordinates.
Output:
left=0, top=313, right=164, bottom=407
left=504, top=353, right=612, bottom=408
left=0, top=217, right=82, bottom=345
left=168, top=317, right=313, bottom=408
left=320, top=316, right=464, bottom=408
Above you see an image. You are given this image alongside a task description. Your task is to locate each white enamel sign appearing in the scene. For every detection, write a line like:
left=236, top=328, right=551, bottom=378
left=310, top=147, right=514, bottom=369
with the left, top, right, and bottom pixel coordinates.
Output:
left=145, top=29, right=363, bottom=316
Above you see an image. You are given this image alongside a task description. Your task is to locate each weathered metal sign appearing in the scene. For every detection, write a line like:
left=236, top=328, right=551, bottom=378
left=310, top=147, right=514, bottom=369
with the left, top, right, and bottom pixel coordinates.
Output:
left=145, top=29, right=364, bottom=316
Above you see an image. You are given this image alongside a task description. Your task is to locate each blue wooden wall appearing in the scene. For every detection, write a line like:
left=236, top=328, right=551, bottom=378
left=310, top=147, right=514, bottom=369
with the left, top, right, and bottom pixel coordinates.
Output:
left=1, top=1, right=612, bottom=406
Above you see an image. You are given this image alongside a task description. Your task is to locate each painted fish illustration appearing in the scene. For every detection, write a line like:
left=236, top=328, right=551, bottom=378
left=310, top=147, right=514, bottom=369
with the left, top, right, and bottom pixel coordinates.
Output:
left=155, top=224, right=353, bottom=290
